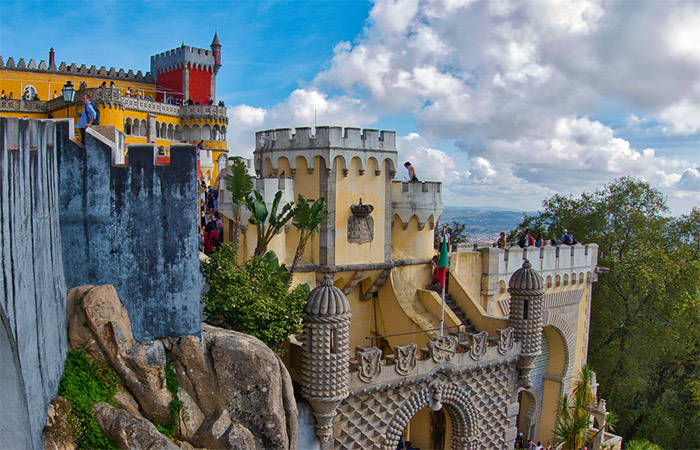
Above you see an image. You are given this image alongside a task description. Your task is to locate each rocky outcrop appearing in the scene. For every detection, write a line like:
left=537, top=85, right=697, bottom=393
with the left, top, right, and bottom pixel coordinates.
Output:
left=94, top=402, right=179, bottom=450
left=60, top=285, right=297, bottom=450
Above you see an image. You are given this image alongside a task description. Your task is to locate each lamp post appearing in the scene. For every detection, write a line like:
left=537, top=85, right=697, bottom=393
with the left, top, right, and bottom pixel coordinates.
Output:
left=61, top=81, right=75, bottom=119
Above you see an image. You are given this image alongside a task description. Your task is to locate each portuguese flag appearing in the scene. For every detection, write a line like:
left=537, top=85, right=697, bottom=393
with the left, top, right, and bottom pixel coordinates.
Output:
left=435, top=229, right=449, bottom=288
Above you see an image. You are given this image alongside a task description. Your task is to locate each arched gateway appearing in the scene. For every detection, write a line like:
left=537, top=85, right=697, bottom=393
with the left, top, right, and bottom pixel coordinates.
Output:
left=383, top=382, right=480, bottom=450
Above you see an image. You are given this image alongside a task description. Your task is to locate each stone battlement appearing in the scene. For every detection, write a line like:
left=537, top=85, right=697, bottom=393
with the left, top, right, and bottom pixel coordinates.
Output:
left=391, top=180, right=443, bottom=230
left=347, top=328, right=519, bottom=391
left=0, top=56, right=153, bottom=83
left=256, top=127, right=396, bottom=152
left=150, top=45, right=216, bottom=75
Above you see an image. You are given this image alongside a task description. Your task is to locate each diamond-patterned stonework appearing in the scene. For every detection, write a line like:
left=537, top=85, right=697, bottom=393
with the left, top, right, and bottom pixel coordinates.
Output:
left=334, top=361, right=517, bottom=449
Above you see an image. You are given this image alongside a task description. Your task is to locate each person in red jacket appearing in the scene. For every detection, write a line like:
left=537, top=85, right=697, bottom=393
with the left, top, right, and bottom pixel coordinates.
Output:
left=203, top=222, right=220, bottom=255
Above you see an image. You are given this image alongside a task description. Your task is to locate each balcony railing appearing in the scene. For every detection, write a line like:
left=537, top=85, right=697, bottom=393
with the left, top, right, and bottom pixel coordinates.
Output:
left=0, top=99, right=47, bottom=113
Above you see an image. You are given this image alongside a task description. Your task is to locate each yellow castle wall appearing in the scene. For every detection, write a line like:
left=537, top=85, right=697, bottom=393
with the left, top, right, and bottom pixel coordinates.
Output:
left=390, top=215, right=437, bottom=260
left=0, top=69, right=154, bottom=101
left=334, top=157, right=386, bottom=266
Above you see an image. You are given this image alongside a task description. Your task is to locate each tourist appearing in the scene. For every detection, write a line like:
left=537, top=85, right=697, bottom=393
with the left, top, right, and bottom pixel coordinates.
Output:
left=100, top=81, right=107, bottom=88
left=109, top=81, right=115, bottom=88
left=535, top=233, right=544, bottom=247
left=76, top=94, right=97, bottom=144
left=496, top=232, right=506, bottom=249
left=208, top=185, right=219, bottom=213
left=515, top=432, right=524, bottom=448
left=22, top=88, right=31, bottom=100
left=218, top=100, right=225, bottom=106
left=562, top=229, right=577, bottom=245
left=517, top=229, right=534, bottom=248
left=202, top=222, right=220, bottom=255
left=535, top=441, right=543, bottom=450
left=213, top=211, right=224, bottom=237
left=404, top=161, right=418, bottom=182
left=8, top=92, right=13, bottom=99
left=1, top=90, right=5, bottom=99
left=79, top=80, right=87, bottom=90
left=52, top=90, right=58, bottom=99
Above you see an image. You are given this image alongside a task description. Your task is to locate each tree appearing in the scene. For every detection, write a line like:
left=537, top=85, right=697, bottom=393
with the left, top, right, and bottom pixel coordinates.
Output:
left=553, top=366, right=596, bottom=450
left=515, top=177, right=700, bottom=448
left=224, top=156, right=253, bottom=248
left=287, top=194, right=329, bottom=284
left=201, top=243, right=308, bottom=354
left=246, top=190, right=296, bottom=258
left=434, top=220, right=468, bottom=250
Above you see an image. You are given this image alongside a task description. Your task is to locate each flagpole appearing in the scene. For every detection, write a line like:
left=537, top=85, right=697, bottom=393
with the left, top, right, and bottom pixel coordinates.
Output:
left=439, top=225, right=447, bottom=336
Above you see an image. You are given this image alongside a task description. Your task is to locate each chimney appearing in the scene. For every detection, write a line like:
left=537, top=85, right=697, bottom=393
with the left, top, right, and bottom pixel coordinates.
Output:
left=49, top=47, right=55, bottom=68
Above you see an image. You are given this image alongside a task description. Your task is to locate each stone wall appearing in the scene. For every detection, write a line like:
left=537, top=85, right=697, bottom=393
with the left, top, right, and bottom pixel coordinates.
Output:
left=57, top=122, right=201, bottom=340
left=0, top=118, right=68, bottom=450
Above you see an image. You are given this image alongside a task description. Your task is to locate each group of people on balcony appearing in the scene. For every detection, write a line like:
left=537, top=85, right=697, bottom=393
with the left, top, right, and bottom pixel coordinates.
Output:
left=1, top=90, right=14, bottom=99
left=495, top=228, right=578, bottom=249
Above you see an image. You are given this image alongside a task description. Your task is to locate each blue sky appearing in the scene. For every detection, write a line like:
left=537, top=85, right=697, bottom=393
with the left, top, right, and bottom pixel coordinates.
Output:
left=1, top=0, right=698, bottom=215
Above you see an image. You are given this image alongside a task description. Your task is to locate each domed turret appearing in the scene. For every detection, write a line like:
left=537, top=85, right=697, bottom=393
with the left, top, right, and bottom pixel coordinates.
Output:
left=301, top=275, right=351, bottom=445
left=508, top=259, right=545, bottom=388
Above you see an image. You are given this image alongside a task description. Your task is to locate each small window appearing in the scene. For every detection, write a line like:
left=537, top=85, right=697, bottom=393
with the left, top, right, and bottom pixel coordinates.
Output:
left=22, top=85, right=38, bottom=100
left=523, top=300, right=529, bottom=320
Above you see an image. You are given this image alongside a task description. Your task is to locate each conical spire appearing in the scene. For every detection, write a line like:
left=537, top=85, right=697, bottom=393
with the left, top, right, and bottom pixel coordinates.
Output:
left=211, top=32, right=221, bottom=47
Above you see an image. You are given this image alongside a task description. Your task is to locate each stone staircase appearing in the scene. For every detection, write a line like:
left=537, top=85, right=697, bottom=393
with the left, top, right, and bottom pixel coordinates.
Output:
left=444, top=293, right=476, bottom=333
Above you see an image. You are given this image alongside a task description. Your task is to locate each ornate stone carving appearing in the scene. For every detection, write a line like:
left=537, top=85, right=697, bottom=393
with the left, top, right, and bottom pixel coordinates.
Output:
left=393, top=344, right=417, bottom=376
left=427, top=336, right=458, bottom=363
left=497, top=327, right=515, bottom=355
left=348, top=198, right=374, bottom=243
left=468, top=331, right=489, bottom=361
left=356, top=345, right=383, bottom=383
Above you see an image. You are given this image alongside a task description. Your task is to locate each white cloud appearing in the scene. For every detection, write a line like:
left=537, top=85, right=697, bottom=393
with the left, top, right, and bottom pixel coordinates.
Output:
left=228, top=0, right=699, bottom=214
left=226, top=88, right=376, bottom=158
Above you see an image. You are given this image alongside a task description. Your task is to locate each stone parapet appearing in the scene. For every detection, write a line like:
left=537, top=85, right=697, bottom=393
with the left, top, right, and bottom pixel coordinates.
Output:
left=0, top=56, right=153, bottom=82
left=179, top=104, right=228, bottom=122
left=254, top=127, right=398, bottom=176
left=150, top=45, right=216, bottom=76
left=0, top=99, right=47, bottom=114
left=391, top=180, right=443, bottom=230
left=348, top=328, right=520, bottom=391
left=477, top=244, right=598, bottom=302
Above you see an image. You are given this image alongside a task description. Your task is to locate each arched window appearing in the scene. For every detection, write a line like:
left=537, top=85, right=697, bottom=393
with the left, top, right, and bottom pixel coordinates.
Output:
left=140, top=119, right=148, bottom=137
left=124, top=118, right=132, bottom=135
left=155, top=121, right=160, bottom=138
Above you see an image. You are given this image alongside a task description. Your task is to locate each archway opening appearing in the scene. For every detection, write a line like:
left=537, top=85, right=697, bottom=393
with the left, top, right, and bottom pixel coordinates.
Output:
left=539, top=325, right=567, bottom=444
left=517, top=390, right=537, bottom=442
left=401, top=406, right=452, bottom=450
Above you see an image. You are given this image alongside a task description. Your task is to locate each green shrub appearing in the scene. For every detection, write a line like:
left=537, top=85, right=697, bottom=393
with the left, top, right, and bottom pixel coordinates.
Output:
left=202, top=243, right=309, bottom=354
left=58, top=349, right=119, bottom=449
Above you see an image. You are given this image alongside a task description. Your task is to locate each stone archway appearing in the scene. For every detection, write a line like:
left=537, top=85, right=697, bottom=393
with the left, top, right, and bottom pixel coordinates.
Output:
left=0, top=308, right=31, bottom=449
left=383, top=382, right=479, bottom=450
left=516, top=387, right=541, bottom=441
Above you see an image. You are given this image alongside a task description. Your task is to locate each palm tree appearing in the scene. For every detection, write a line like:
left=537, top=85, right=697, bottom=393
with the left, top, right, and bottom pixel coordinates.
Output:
left=246, top=190, right=296, bottom=258
left=224, top=156, right=253, bottom=248
left=287, top=195, right=329, bottom=284
left=553, top=366, right=596, bottom=449
left=623, top=439, right=662, bottom=450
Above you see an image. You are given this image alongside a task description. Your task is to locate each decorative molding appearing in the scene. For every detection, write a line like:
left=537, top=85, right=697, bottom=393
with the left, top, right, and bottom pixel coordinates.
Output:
left=393, top=344, right=417, bottom=376
left=427, top=336, right=458, bottom=363
left=356, top=346, right=383, bottom=383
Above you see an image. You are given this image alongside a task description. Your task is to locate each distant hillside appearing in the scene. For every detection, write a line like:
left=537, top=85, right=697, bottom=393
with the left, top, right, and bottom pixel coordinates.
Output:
left=438, top=206, right=533, bottom=242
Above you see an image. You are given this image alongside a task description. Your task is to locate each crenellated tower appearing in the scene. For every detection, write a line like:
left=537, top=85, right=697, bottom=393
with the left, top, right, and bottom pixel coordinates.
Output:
left=150, top=33, right=221, bottom=104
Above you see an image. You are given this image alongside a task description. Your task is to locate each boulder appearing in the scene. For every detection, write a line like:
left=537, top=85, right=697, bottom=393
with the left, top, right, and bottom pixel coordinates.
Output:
left=64, top=286, right=297, bottom=450
left=204, top=324, right=298, bottom=450
left=93, top=402, right=178, bottom=450
left=43, top=396, right=77, bottom=450
left=66, top=285, right=172, bottom=424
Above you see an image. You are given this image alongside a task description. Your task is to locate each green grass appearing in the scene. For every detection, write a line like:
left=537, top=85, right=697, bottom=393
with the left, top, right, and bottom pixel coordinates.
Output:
left=57, top=350, right=119, bottom=449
